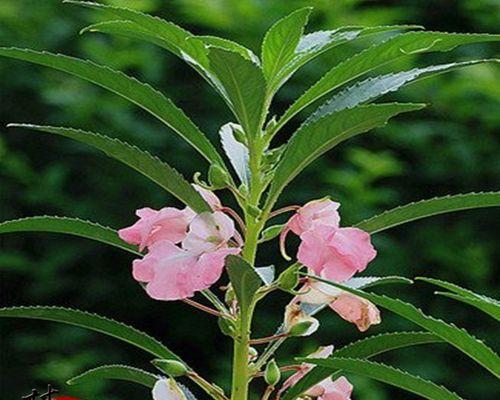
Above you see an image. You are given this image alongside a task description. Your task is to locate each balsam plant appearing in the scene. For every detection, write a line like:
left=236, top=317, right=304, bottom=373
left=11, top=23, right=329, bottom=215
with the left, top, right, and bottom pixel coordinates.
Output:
left=0, top=2, right=499, bottom=400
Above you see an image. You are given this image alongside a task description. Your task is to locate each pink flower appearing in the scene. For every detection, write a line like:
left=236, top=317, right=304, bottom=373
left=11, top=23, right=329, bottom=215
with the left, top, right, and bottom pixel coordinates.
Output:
left=182, top=211, right=235, bottom=254
left=280, top=345, right=334, bottom=395
left=330, top=292, right=381, bottom=332
left=119, top=186, right=222, bottom=251
left=118, top=207, right=191, bottom=251
left=297, top=225, right=376, bottom=282
left=280, top=199, right=340, bottom=259
left=299, top=281, right=381, bottom=332
left=133, top=241, right=239, bottom=301
left=317, top=376, right=353, bottom=400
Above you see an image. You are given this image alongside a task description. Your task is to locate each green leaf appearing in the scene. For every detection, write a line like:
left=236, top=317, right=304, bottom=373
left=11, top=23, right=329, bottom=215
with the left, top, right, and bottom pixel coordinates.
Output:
left=417, top=277, right=500, bottom=321
left=8, top=124, right=210, bottom=213
left=345, top=276, right=413, bottom=289
left=283, top=332, right=441, bottom=400
left=68, top=364, right=158, bottom=387
left=261, top=7, right=312, bottom=86
left=277, top=31, right=500, bottom=131
left=265, top=103, right=424, bottom=209
left=0, top=47, right=225, bottom=169
left=306, top=276, right=500, bottom=378
left=273, top=25, right=421, bottom=95
left=355, top=192, right=500, bottom=233
left=208, top=48, right=266, bottom=137
left=219, top=123, right=250, bottom=186
left=308, top=59, right=498, bottom=122
left=0, top=306, right=182, bottom=361
left=66, top=1, right=211, bottom=76
left=197, top=35, right=259, bottom=64
left=225, top=255, right=262, bottom=311
left=0, top=216, right=140, bottom=255
left=303, top=358, right=463, bottom=400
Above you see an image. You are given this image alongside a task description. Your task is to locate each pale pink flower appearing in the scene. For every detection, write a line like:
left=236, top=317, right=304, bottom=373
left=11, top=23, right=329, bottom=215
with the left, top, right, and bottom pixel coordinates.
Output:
left=280, top=199, right=340, bottom=259
left=330, top=292, right=381, bottom=332
left=118, top=207, right=191, bottom=251
left=299, top=281, right=381, bottom=332
left=182, top=211, right=235, bottom=254
left=280, top=345, right=334, bottom=395
left=318, top=376, right=353, bottom=400
left=297, top=225, right=376, bottom=282
left=152, top=378, right=187, bottom=400
left=133, top=241, right=239, bottom=301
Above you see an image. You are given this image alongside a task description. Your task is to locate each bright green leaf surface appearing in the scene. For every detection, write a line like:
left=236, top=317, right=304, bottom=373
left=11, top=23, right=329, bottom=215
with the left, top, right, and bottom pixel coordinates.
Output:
left=68, top=364, right=158, bottom=387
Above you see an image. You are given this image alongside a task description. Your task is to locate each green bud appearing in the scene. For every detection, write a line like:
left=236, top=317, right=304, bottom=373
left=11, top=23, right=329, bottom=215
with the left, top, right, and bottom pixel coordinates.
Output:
left=225, top=285, right=235, bottom=305
left=151, top=359, right=188, bottom=377
left=289, top=320, right=315, bottom=337
left=265, top=359, right=281, bottom=386
left=208, top=164, right=230, bottom=189
left=218, top=317, right=236, bottom=338
left=259, top=224, right=284, bottom=243
left=232, top=125, right=247, bottom=144
left=248, top=346, right=258, bottom=361
left=277, top=263, right=301, bottom=292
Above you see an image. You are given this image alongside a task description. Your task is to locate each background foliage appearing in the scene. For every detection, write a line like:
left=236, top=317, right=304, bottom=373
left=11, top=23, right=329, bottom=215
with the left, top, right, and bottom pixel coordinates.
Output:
left=0, top=0, right=498, bottom=399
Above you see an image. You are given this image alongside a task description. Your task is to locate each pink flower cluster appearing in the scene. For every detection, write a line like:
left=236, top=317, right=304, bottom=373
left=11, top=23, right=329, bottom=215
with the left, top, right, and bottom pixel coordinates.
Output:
left=280, top=346, right=353, bottom=400
left=119, top=186, right=240, bottom=301
left=282, top=199, right=380, bottom=331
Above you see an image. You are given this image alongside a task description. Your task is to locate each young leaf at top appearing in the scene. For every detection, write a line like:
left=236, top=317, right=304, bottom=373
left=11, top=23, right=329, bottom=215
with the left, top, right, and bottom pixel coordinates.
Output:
left=197, top=35, right=259, bottom=64
left=0, top=48, right=227, bottom=171
left=225, top=255, right=263, bottom=311
left=283, top=332, right=442, bottom=400
left=0, top=306, right=182, bottom=362
left=208, top=48, right=266, bottom=138
left=306, top=276, right=500, bottom=378
left=355, top=192, right=500, bottom=233
left=68, top=364, right=158, bottom=387
left=261, top=7, right=312, bottom=89
left=307, top=59, right=498, bottom=122
left=8, top=124, right=211, bottom=213
left=416, top=277, right=500, bottom=321
left=265, top=103, right=424, bottom=210
left=275, top=31, right=500, bottom=133
left=0, top=216, right=140, bottom=255
left=302, top=358, right=463, bottom=400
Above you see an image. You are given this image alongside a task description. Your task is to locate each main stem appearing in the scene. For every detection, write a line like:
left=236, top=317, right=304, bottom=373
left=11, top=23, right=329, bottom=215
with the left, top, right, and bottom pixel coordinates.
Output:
left=230, top=129, right=266, bottom=400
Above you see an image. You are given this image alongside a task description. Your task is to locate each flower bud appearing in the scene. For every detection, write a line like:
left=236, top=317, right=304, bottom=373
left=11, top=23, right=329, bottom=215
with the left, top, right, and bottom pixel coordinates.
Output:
left=265, top=359, right=281, bottom=386
left=152, top=359, right=188, bottom=377
left=248, top=346, right=259, bottom=362
left=288, top=320, right=317, bottom=337
left=259, top=224, right=284, bottom=243
left=277, top=264, right=301, bottom=292
left=218, top=317, right=236, bottom=337
left=208, top=164, right=230, bottom=189
left=247, top=204, right=261, bottom=218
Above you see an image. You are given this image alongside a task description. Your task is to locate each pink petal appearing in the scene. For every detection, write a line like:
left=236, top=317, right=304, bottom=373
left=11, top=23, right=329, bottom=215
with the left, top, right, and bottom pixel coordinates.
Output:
left=319, top=376, right=353, bottom=400
left=193, top=184, right=222, bottom=210
left=328, top=227, right=377, bottom=274
left=330, top=293, right=381, bottom=332
left=194, top=247, right=240, bottom=289
left=182, top=211, right=235, bottom=254
left=288, top=199, right=340, bottom=236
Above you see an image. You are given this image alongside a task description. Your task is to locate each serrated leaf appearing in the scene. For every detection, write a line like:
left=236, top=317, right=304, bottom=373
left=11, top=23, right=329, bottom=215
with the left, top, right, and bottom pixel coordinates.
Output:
left=219, top=123, right=250, bottom=185
left=66, top=1, right=211, bottom=76
left=302, top=358, right=463, bottom=400
left=273, top=25, right=421, bottom=95
left=0, top=47, right=226, bottom=169
left=8, top=124, right=210, bottom=213
left=225, top=255, right=262, bottom=312
left=308, top=59, right=498, bottom=122
left=197, top=35, right=259, bottom=64
left=306, top=276, right=500, bottom=378
left=355, top=192, right=500, bottom=233
left=0, top=306, right=182, bottom=361
left=68, top=364, right=158, bottom=387
left=265, top=103, right=424, bottom=209
left=261, top=7, right=312, bottom=86
left=417, top=277, right=500, bottom=321
left=283, top=332, right=441, bottom=400
left=0, top=216, right=140, bottom=255
left=276, top=31, right=500, bottom=131
left=208, top=48, right=266, bottom=137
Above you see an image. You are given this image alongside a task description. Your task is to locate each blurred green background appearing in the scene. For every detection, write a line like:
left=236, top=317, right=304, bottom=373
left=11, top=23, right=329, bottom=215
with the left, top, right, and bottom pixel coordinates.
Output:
left=0, top=0, right=499, bottom=399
